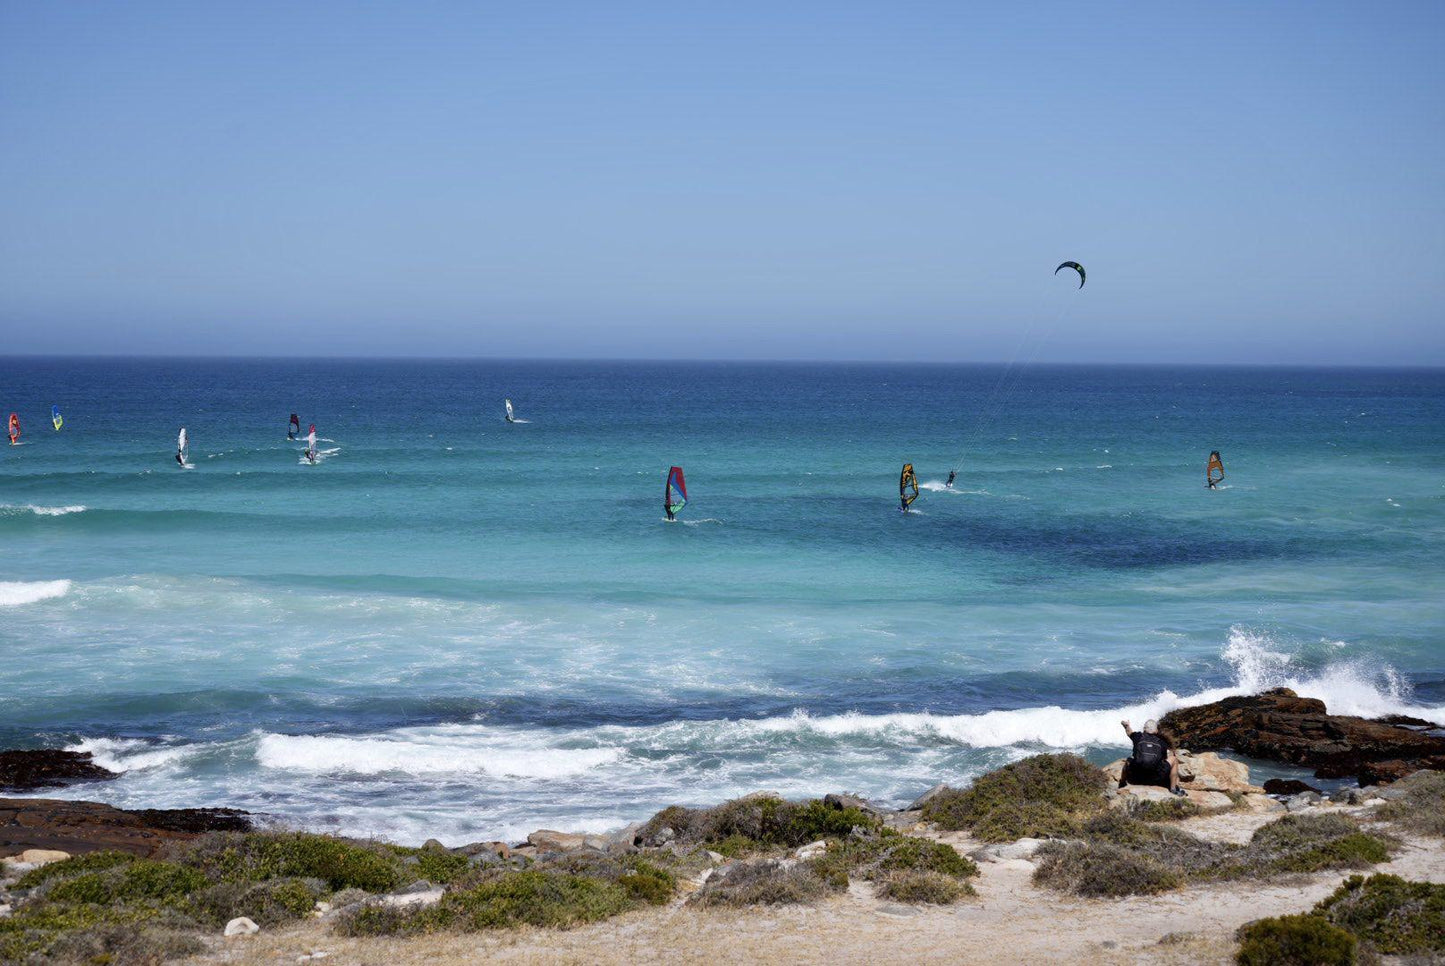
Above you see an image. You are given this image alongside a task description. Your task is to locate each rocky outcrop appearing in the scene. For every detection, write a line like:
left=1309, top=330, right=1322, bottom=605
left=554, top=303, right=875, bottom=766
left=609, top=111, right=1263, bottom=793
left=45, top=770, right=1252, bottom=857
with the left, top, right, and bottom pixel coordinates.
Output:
left=1159, top=688, right=1445, bottom=784
left=0, top=798, right=251, bottom=858
left=0, top=750, right=118, bottom=792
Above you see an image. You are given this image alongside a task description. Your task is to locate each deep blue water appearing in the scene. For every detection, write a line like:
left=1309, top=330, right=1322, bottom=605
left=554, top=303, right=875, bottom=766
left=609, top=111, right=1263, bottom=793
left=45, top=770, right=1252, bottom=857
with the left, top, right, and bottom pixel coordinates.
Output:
left=2, top=359, right=1442, bottom=842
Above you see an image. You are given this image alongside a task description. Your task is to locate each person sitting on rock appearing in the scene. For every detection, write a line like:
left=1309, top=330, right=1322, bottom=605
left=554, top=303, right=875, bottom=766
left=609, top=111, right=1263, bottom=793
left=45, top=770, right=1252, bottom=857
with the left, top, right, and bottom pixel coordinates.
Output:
left=1120, top=719, right=1185, bottom=796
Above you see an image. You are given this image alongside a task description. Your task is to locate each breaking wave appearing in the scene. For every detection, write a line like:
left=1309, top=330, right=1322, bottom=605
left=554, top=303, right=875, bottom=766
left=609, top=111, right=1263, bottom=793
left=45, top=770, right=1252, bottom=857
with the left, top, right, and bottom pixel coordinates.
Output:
left=0, top=580, right=72, bottom=607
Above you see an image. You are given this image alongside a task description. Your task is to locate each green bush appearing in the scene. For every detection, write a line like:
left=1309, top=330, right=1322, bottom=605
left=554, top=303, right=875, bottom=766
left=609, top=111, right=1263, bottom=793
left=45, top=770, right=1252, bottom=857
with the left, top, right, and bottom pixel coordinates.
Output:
left=1130, top=797, right=1202, bottom=822
left=1033, top=841, right=1183, bottom=897
left=1313, top=874, right=1445, bottom=956
left=1235, top=914, right=1356, bottom=966
left=920, top=754, right=1107, bottom=841
left=42, top=923, right=206, bottom=965
left=335, top=902, right=455, bottom=937
left=46, top=860, right=208, bottom=906
left=186, top=876, right=325, bottom=927
left=14, top=850, right=138, bottom=890
left=875, top=870, right=973, bottom=904
left=446, top=870, right=634, bottom=929
left=638, top=795, right=881, bottom=854
left=385, top=843, right=473, bottom=885
left=616, top=859, right=676, bottom=905
left=1213, top=814, right=1395, bottom=880
left=175, top=831, right=402, bottom=892
left=690, top=860, right=843, bottom=907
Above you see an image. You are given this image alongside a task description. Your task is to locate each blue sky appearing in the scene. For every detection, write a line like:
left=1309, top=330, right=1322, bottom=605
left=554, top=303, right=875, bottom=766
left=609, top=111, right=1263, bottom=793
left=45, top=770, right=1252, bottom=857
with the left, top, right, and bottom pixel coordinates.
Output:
left=2, top=1, right=1442, bottom=363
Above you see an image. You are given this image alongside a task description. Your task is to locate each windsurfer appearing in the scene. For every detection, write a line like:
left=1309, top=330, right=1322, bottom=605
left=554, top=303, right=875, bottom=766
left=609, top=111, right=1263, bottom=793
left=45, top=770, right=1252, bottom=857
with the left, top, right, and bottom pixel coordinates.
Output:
left=288, top=414, right=300, bottom=440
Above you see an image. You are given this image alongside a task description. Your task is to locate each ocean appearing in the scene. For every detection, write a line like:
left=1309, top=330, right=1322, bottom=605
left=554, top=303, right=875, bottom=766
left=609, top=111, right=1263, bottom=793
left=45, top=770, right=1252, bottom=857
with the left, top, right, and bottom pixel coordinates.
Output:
left=2, top=359, right=1443, bottom=844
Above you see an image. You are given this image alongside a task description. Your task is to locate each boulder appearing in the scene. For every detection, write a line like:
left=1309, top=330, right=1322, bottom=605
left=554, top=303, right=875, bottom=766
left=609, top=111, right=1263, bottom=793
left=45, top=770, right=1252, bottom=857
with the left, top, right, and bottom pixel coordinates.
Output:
left=823, top=793, right=883, bottom=817
left=1285, top=791, right=1323, bottom=812
left=224, top=916, right=260, bottom=937
left=1159, top=688, right=1445, bottom=784
left=1177, top=752, right=1257, bottom=793
left=1, top=798, right=251, bottom=858
left=17, top=849, right=70, bottom=866
left=527, top=830, right=587, bottom=853
left=1263, top=778, right=1322, bottom=797
left=905, top=784, right=950, bottom=811
left=457, top=840, right=510, bottom=859
left=0, top=750, right=118, bottom=792
left=973, top=838, right=1047, bottom=863
left=380, top=886, right=444, bottom=908
left=602, top=822, right=643, bottom=853
left=794, top=840, right=829, bottom=860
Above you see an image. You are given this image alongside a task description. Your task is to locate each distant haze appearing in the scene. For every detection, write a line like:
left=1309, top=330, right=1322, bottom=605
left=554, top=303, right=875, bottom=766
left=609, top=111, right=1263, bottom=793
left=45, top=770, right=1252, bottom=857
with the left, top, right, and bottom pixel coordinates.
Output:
left=2, top=2, right=1442, bottom=364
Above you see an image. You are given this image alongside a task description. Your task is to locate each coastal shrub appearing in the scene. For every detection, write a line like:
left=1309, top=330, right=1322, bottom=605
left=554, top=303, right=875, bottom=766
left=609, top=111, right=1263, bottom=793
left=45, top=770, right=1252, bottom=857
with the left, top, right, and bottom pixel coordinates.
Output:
left=1211, top=814, right=1394, bottom=880
left=690, top=859, right=843, bottom=907
left=174, top=831, right=402, bottom=892
left=186, top=876, right=325, bottom=927
left=42, top=923, right=206, bottom=966
left=446, top=870, right=634, bottom=929
left=1130, top=797, right=1202, bottom=822
left=0, top=899, right=158, bottom=963
left=14, top=850, right=137, bottom=890
left=1313, top=874, right=1445, bottom=956
left=1235, top=915, right=1356, bottom=966
left=813, top=831, right=979, bottom=888
left=385, top=843, right=473, bottom=885
left=1078, top=811, right=1230, bottom=876
left=45, top=859, right=208, bottom=906
left=1033, top=841, right=1183, bottom=897
left=638, top=795, right=881, bottom=854
left=335, top=902, right=454, bottom=938
left=875, top=870, right=973, bottom=904
left=920, top=754, right=1107, bottom=841
left=615, top=859, right=677, bottom=905
left=1377, top=770, right=1445, bottom=837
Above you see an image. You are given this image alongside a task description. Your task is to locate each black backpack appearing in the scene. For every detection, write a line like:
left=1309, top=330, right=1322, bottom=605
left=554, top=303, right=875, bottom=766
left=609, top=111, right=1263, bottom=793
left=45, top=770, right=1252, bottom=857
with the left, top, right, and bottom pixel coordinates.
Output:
left=1133, top=733, right=1166, bottom=768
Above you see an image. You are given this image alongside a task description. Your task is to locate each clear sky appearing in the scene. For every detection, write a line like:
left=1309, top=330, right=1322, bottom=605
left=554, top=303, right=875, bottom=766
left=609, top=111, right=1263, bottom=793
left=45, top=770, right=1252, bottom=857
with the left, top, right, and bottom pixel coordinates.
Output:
left=2, top=1, right=1442, bottom=363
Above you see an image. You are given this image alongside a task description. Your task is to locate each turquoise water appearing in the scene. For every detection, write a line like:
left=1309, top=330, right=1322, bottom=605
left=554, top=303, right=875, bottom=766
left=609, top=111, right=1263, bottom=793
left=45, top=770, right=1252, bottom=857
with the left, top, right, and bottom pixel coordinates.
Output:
left=2, top=359, right=1443, bottom=843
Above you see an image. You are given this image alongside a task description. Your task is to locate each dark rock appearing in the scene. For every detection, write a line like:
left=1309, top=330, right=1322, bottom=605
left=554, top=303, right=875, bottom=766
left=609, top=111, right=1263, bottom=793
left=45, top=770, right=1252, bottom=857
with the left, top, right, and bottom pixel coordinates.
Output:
left=1262, top=778, right=1322, bottom=797
left=0, top=798, right=251, bottom=858
left=823, top=793, right=883, bottom=817
left=0, top=750, right=118, bottom=792
left=1159, top=687, right=1445, bottom=785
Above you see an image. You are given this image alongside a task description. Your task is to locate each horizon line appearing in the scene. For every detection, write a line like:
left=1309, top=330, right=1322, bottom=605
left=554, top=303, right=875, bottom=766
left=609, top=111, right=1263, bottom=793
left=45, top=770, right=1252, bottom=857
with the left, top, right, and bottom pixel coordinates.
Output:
left=6, top=353, right=1445, bottom=372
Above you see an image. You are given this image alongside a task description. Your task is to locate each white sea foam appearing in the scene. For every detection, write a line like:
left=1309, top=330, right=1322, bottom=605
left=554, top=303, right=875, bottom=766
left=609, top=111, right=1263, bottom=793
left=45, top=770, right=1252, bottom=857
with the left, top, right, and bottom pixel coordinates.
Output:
left=0, top=504, right=88, bottom=516
left=68, top=737, right=194, bottom=772
left=0, top=580, right=72, bottom=607
left=255, top=728, right=621, bottom=779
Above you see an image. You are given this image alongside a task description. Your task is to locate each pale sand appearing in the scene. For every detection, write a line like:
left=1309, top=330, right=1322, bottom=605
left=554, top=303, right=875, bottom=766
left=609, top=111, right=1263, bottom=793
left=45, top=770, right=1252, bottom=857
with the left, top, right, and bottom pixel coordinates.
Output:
left=193, top=804, right=1445, bottom=966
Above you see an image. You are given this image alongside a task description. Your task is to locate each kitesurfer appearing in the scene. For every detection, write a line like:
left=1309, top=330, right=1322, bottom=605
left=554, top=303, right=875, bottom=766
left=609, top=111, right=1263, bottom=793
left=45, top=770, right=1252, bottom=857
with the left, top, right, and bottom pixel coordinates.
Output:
left=1119, top=719, right=1184, bottom=795
left=946, top=470, right=956, bottom=489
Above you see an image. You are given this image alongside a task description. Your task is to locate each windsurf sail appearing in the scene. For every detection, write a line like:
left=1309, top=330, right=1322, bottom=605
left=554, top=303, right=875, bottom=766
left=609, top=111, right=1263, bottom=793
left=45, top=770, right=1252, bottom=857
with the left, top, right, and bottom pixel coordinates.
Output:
left=1207, top=450, right=1225, bottom=487
left=505, top=399, right=515, bottom=423
left=7, top=413, right=19, bottom=444
left=306, top=424, right=317, bottom=461
left=288, top=413, right=300, bottom=439
left=900, top=463, right=919, bottom=511
left=177, top=427, right=188, bottom=463
left=51, top=405, right=63, bottom=432
left=665, top=466, right=687, bottom=518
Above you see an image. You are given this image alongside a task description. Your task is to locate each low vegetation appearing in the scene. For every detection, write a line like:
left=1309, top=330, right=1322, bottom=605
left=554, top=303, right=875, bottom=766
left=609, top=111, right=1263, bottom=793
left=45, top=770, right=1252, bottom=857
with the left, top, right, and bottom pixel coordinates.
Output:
left=689, top=859, right=843, bottom=907
left=1128, top=796, right=1202, bottom=822
left=637, top=795, right=882, bottom=854
left=1035, top=811, right=1396, bottom=897
left=1235, top=914, right=1357, bottom=966
left=919, top=754, right=1107, bottom=842
left=1313, top=873, right=1445, bottom=957
left=1377, top=769, right=1445, bottom=838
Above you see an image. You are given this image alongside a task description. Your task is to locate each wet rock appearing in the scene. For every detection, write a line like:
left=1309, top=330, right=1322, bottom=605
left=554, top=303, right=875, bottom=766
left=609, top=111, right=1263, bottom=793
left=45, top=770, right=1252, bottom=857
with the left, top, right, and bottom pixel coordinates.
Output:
left=224, top=916, right=260, bottom=936
left=0, top=750, right=118, bottom=792
left=1263, top=778, right=1322, bottom=797
left=1160, top=687, right=1445, bottom=785
left=0, top=797, right=251, bottom=857
left=906, top=784, right=949, bottom=811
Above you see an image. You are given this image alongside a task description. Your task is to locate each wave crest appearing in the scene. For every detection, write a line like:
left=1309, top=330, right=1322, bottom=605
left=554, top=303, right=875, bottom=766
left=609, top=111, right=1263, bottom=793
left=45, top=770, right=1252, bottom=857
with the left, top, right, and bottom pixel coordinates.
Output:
left=0, top=580, right=72, bottom=607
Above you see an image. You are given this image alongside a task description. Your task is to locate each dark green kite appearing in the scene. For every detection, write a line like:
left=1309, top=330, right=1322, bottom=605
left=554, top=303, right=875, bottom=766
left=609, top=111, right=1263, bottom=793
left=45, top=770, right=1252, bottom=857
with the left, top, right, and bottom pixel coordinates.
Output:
left=1055, top=261, right=1085, bottom=288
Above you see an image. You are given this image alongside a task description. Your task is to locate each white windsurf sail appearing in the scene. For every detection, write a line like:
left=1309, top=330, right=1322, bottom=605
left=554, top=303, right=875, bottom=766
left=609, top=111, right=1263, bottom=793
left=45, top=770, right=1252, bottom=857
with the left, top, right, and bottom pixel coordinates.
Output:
left=306, top=424, right=317, bottom=461
left=177, top=427, right=188, bottom=464
left=505, top=399, right=515, bottom=423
